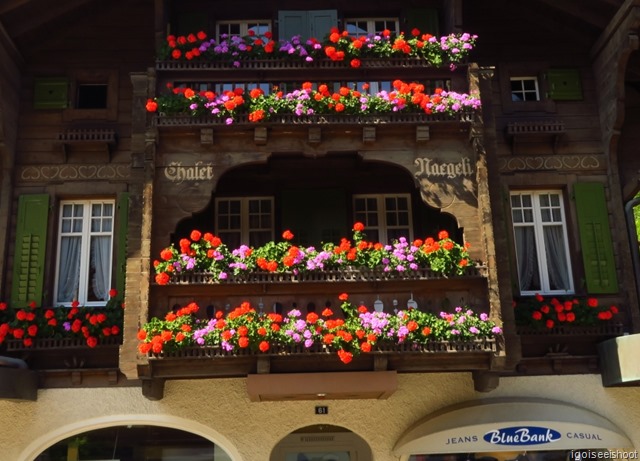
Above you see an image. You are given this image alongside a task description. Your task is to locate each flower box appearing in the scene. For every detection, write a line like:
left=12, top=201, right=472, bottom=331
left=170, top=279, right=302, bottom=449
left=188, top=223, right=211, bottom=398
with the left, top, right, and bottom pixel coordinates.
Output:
left=517, top=325, right=624, bottom=358
left=3, top=336, right=122, bottom=370
left=4, top=335, right=123, bottom=351
left=166, top=265, right=487, bottom=285
left=146, top=339, right=497, bottom=360
left=516, top=324, right=625, bottom=336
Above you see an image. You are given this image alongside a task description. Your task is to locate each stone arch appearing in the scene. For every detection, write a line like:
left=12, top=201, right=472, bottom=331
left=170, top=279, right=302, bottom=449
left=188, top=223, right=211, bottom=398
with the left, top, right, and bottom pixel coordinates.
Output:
left=21, top=414, right=243, bottom=461
left=269, top=423, right=373, bottom=461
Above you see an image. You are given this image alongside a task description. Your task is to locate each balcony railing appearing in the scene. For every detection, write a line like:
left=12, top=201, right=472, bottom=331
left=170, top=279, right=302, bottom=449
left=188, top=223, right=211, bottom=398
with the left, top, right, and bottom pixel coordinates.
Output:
left=154, top=111, right=475, bottom=128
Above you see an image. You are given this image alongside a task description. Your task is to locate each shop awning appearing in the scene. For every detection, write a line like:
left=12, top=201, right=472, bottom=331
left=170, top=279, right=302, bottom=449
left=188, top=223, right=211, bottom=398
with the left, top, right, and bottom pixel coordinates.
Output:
left=394, top=398, right=633, bottom=456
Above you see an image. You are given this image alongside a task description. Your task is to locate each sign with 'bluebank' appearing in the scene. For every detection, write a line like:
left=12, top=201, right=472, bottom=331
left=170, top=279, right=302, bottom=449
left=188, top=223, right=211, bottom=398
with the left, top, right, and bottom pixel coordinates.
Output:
left=483, top=427, right=562, bottom=446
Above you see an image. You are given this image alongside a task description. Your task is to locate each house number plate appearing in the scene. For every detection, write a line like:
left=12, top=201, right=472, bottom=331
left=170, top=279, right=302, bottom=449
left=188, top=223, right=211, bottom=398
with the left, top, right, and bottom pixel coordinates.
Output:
left=315, top=406, right=329, bottom=415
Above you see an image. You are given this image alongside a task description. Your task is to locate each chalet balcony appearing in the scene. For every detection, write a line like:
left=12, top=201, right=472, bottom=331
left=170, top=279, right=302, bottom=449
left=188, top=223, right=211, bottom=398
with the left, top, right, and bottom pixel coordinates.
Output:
left=130, top=224, right=507, bottom=400
left=146, top=29, right=481, bottom=131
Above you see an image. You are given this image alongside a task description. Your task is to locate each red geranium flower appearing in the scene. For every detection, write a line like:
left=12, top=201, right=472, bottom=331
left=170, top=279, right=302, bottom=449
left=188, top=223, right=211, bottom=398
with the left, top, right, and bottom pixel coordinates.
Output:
left=282, top=230, right=294, bottom=240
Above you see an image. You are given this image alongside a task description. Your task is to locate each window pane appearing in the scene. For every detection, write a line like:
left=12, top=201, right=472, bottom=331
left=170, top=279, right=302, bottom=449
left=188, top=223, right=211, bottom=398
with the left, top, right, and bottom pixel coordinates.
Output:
left=62, top=204, right=74, bottom=218
left=543, top=226, right=571, bottom=290
left=524, top=209, right=533, bottom=222
left=87, top=235, right=112, bottom=302
left=230, top=200, right=241, bottom=214
left=514, top=226, right=541, bottom=291
left=540, top=194, right=550, bottom=207
left=218, top=201, right=229, bottom=214
left=522, top=194, right=532, bottom=207
left=56, top=236, right=82, bottom=303
left=398, top=211, right=409, bottom=226
left=541, top=209, right=551, bottom=222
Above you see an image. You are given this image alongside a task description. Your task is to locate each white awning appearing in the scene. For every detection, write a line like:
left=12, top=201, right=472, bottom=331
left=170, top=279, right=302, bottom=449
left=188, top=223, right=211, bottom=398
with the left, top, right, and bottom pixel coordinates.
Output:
left=394, top=398, right=633, bottom=455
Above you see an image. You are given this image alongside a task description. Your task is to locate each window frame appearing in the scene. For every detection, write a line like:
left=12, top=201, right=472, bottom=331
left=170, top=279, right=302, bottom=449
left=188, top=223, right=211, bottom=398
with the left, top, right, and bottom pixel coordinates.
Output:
left=352, top=193, right=413, bottom=243
left=498, top=63, right=556, bottom=114
left=216, top=20, right=271, bottom=40
left=215, top=196, right=275, bottom=247
left=62, top=69, right=119, bottom=121
left=343, top=17, right=399, bottom=36
left=54, top=199, right=116, bottom=307
left=510, top=76, right=540, bottom=102
left=509, top=190, right=574, bottom=296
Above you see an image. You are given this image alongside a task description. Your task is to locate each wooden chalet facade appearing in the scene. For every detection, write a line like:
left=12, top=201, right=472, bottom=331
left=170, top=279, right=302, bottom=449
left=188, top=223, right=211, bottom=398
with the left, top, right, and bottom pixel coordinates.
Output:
left=1, top=0, right=640, bottom=460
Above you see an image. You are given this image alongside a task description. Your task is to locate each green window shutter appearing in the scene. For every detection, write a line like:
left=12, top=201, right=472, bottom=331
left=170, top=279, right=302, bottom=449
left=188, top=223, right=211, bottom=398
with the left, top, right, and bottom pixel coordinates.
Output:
left=403, top=8, right=440, bottom=36
left=547, top=69, right=582, bottom=100
left=308, top=10, right=338, bottom=40
left=278, top=10, right=309, bottom=41
left=115, top=193, right=130, bottom=297
left=573, top=182, right=618, bottom=294
left=11, top=194, right=50, bottom=308
left=34, top=78, right=68, bottom=109
left=278, top=10, right=337, bottom=41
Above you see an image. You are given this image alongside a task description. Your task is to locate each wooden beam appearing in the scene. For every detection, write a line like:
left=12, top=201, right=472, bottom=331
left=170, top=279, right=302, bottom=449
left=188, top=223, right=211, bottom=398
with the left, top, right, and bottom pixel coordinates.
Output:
left=0, top=20, right=23, bottom=64
left=534, top=0, right=611, bottom=29
left=6, top=0, right=97, bottom=38
left=0, top=0, right=31, bottom=15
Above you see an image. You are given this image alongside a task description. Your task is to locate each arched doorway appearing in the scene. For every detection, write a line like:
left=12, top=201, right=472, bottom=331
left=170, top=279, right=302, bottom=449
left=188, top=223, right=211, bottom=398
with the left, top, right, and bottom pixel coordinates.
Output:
left=173, top=152, right=461, bottom=249
left=270, top=424, right=372, bottom=461
left=33, top=425, right=233, bottom=461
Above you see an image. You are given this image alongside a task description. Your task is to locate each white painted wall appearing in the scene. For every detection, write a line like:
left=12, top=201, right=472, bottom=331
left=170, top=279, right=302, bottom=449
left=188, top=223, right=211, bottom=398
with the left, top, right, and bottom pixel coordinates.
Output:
left=1, top=373, right=638, bottom=461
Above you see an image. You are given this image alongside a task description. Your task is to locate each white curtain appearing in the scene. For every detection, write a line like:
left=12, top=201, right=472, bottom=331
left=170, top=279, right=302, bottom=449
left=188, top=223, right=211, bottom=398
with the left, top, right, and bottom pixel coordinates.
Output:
left=543, top=225, right=571, bottom=290
left=91, top=236, right=111, bottom=301
left=514, top=226, right=539, bottom=291
left=57, top=236, right=81, bottom=303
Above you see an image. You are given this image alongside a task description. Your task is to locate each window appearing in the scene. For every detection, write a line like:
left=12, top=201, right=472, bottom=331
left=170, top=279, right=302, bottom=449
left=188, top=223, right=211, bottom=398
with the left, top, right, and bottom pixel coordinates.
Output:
left=63, top=69, right=118, bottom=121
left=215, top=197, right=274, bottom=249
left=510, top=191, right=573, bottom=295
left=353, top=194, right=412, bottom=243
left=54, top=200, right=115, bottom=306
left=216, top=20, right=271, bottom=40
left=344, top=18, right=399, bottom=36
left=76, top=83, right=108, bottom=109
left=510, top=77, right=540, bottom=101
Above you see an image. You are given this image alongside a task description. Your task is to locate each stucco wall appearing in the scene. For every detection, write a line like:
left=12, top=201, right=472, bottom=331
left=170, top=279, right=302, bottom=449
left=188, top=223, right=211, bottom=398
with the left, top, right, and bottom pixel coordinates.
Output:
left=2, top=373, right=639, bottom=461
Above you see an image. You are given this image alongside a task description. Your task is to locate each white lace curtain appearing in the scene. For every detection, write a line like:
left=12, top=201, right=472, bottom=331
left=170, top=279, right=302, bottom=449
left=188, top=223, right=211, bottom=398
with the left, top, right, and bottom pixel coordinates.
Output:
left=57, top=235, right=110, bottom=303
left=515, top=225, right=570, bottom=292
